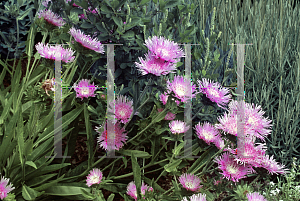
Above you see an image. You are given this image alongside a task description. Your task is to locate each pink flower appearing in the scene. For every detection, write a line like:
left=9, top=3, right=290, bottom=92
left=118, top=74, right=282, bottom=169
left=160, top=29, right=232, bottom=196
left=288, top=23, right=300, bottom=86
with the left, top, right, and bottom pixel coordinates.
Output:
left=213, top=152, right=254, bottom=183
left=213, top=179, right=222, bottom=186
left=157, top=108, right=176, bottom=120
left=169, top=120, right=190, bottom=134
left=0, top=175, right=15, bottom=200
left=166, top=75, right=198, bottom=103
left=214, top=111, right=256, bottom=138
left=197, top=78, right=232, bottom=110
left=258, top=154, right=289, bottom=175
left=144, top=36, right=185, bottom=63
left=96, top=120, right=128, bottom=151
left=212, top=135, right=232, bottom=152
left=126, top=181, right=153, bottom=200
left=231, top=139, right=267, bottom=167
left=178, top=173, right=203, bottom=192
left=78, top=14, right=87, bottom=19
left=194, top=122, right=221, bottom=145
left=135, top=51, right=177, bottom=76
left=182, top=193, right=207, bottom=201
left=227, top=100, right=273, bottom=142
left=86, top=168, right=103, bottom=187
left=35, top=42, right=75, bottom=63
left=37, top=9, right=66, bottom=27
left=159, top=92, right=180, bottom=106
left=246, top=192, right=267, bottom=201
left=73, top=79, right=97, bottom=100
left=69, top=27, right=105, bottom=53
left=107, top=95, right=133, bottom=124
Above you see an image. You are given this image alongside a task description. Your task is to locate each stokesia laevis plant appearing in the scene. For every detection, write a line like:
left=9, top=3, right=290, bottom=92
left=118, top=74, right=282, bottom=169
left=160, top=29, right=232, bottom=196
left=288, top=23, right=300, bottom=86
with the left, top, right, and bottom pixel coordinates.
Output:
left=246, top=192, right=267, bottom=201
left=126, top=181, right=154, bottom=200
left=73, top=79, right=98, bottom=101
left=86, top=168, right=103, bottom=187
left=107, top=94, right=134, bottom=124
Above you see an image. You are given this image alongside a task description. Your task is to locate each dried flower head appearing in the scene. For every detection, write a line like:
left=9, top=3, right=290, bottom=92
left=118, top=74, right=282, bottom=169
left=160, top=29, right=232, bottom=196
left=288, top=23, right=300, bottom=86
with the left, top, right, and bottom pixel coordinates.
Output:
left=41, top=78, right=55, bottom=96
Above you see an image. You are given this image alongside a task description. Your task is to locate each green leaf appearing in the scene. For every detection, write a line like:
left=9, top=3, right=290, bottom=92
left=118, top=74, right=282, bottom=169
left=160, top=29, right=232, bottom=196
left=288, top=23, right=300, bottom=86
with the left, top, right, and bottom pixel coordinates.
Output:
left=131, top=152, right=142, bottom=200
left=173, top=142, right=184, bottom=155
left=107, top=194, right=115, bottom=201
left=25, top=161, right=37, bottom=169
left=45, top=185, right=92, bottom=196
left=118, top=150, right=151, bottom=158
left=112, top=16, right=122, bottom=27
left=59, top=33, right=70, bottom=41
left=100, top=4, right=113, bottom=14
left=17, top=8, right=33, bottom=20
left=202, top=69, right=206, bottom=76
left=24, top=140, right=33, bottom=157
left=165, top=0, right=180, bottom=9
left=81, top=22, right=94, bottom=29
left=177, top=5, right=185, bottom=11
left=27, top=174, right=57, bottom=188
left=176, top=61, right=183, bottom=67
left=164, top=159, right=182, bottom=172
left=153, top=0, right=158, bottom=3
left=80, top=188, right=96, bottom=200
left=22, top=185, right=38, bottom=200
left=139, top=0, right=150, bottom=6
left=122, top=30, right=135, bottom=39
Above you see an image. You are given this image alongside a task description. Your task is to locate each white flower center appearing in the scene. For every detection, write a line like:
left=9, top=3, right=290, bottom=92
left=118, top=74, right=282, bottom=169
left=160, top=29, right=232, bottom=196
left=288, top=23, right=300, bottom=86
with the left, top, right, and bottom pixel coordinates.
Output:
left=185, top=182, right=194, bottom=189
left=90, top=175, right=100, bottom=183
left=203, top=131, right=213, bottom=140
left=227, top=164, right=238, bottom=174
left=175, top=85, right=186, bottom=97
left=81, top=87, right=89, bottom=95
left=207, top=88, right=220, bottom=98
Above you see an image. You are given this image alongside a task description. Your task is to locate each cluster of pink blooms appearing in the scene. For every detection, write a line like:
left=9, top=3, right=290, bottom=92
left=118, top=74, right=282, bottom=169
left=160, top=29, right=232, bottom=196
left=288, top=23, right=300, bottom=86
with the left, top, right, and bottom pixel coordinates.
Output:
left=35, top=42, right=75, bottom=63
left=0, top=175, right=15, bottom=200
left=126, top=181, right=153, bottom=200
left=135, top=36, right=185, bottom=76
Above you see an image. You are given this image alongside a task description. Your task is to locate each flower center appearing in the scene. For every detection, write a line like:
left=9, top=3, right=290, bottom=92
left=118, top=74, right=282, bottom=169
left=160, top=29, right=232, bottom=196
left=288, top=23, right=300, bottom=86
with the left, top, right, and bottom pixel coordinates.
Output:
left=90, top=175, right=100, bottom=183
left=81, top=87, right=90, bottom=95
left=185, top=182, right=194, bottom=189
left=227, top=164, right=238, bottom=174
left=175, top=85, right=186, bottom=97
left=203, top=131, right=213, bottom=140
left=207, top=88, right=220, bottom=98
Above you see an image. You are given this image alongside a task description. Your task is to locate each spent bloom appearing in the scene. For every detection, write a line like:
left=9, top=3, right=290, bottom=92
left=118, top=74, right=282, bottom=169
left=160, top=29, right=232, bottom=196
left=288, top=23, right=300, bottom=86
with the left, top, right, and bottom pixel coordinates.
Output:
left=41, top=78, right=55, bottom=96
left=0, top=175, right=15, bottom=200
left=37, top=9, right=66, bottom=27
left=69, top=27, right=105, bottom=53
left=182, top=193, right=207, bottom=201
left=169, top=120, right=190, bottom=134
left=73, top=79, right=97, bottom=100
left=194, top=122, right=221, bottom=145
left=214, top=152, right=255, bottom=183
left=96, top=120, right=128, bottom=151
left=135, top=51, right=177, bottom=76
left=126, top=181, right=153, bottom=200
left=86, top=168, right=103, bottom=187
left=178, top=173, right=203, bottom=192
left=144, top=36, right=185, bottom=63
left=107, top=95, right=134, bottom=124
left=166, top=75, right=198, bottom=103
left=35, top=42, right=75, bottom=63
left=197, top=78, right=232, bottom=110
left=246, top=192, right=267, bottom=201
